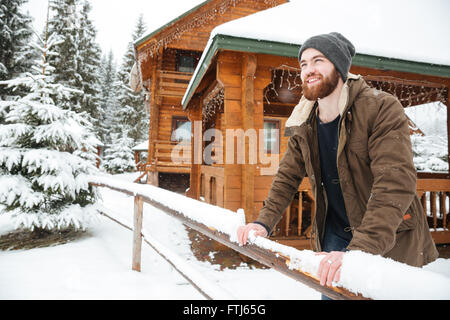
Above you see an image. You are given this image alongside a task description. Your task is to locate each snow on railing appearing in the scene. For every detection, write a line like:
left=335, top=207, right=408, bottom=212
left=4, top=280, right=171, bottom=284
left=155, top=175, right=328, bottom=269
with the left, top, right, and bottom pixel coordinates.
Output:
left=89, top=174, right=450, bottom=300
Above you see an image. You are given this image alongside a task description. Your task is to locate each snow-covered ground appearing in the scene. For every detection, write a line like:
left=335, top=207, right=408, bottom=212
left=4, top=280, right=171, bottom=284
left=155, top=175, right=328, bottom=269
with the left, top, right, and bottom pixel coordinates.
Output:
left=1, top=172, right=449, bottom=300
left=0, top=172, right=320, bottom=300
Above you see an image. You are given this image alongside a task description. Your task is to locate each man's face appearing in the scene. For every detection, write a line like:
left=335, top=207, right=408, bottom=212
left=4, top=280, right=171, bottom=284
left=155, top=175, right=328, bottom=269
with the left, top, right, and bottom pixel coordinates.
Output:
left=299, top=48, right=340, bottom=100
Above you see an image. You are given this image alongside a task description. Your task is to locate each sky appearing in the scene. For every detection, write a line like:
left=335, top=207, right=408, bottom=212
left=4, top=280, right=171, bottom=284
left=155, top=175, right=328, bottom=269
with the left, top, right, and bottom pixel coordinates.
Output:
left=23, top=0, right=206, bottom=61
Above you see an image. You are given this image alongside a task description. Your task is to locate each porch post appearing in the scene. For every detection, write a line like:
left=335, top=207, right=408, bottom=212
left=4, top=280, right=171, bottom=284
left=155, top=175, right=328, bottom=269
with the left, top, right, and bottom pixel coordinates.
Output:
left=132, top=195, right=144, bottom=272
left=186, top=96, right=202, bottom=199
left=241, top=53, right=257, bottom=220
left=147, top=49, right=162, bottom=186
left=447, top=90, right=450, bottom=178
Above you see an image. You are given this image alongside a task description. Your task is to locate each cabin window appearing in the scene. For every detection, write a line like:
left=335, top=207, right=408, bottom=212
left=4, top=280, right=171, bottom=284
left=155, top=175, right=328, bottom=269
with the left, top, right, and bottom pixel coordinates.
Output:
left=176, top=50, right=200, bottom=73
left=263, top=119, right=280, bottom=154
left=171, top=116, right=191, bottom=142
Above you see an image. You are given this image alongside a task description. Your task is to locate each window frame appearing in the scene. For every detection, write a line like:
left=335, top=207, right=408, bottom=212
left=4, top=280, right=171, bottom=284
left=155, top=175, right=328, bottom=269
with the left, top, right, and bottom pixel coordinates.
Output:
left=171, top=116, right=191, bottom=142
left=263, top=118, right=281, bottom=154
left=175, top=50, right=201, bottom=74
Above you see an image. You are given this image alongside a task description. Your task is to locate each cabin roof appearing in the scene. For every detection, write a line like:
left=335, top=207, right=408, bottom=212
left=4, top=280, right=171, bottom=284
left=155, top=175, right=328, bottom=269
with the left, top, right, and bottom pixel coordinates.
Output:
left=132, top=140, right=149, bottom=151
left=134, top=0, right=212, bottom=48
left=182, top=0, right=450, bottom=109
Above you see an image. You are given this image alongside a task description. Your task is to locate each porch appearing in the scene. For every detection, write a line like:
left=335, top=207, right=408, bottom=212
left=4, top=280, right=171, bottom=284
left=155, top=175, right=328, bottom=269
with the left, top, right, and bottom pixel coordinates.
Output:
left=135, top=140, right=191, bottom=185
left=272, top=177, right=450, bottom=250
left=183, top=50, right=450, bottom=249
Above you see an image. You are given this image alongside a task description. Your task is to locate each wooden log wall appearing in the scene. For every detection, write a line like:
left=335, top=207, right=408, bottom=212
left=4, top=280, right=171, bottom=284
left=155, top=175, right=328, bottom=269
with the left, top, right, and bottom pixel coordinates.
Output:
left=216, top=51, right=242, bottom=213
left=161, top=0, right=282, bottom=52
left=137, top=0, right=287, bottom=82
left=189, top=51, right=302, bottom=222
left=214, top=51, right=295, bottom=219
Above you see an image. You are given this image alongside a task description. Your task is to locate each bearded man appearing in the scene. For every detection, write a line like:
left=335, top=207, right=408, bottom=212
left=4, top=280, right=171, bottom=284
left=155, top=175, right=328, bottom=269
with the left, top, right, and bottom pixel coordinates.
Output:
left=237, top=32, right=438, bottom=297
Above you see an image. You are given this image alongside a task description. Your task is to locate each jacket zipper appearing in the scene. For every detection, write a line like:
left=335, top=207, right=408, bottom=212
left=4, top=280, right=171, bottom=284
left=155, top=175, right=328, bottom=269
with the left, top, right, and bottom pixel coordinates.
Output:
left=305, top=123, right=321, bottom=251
left=337, top=111, right=355, bottom=237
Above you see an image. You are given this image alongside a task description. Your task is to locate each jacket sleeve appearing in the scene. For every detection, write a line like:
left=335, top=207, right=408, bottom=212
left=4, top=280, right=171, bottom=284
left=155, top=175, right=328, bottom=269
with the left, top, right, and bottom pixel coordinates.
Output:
left=347, top=94, right=417, bottom=255
left=255, top=135, right=307, bottom=233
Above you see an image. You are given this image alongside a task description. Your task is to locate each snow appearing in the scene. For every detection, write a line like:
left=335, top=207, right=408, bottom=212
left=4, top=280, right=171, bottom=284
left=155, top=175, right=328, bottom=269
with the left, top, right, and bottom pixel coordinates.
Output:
left=339, top=251, right=450, bottom=300
left=1, top=172, right=449, bottom=299
left=132, top=140, right=149, bottom=151
left=210, top=0, right=450, bottom=66
left=0, top=173, right=319, bottom=300
left=89, top=174, right=246, bottom=243
left=0, top=210, right=204, bottom=300
left=405, top=102, right=448, bottom=173
left=182, top=0, right=450, bottom=106
left=405, top=102, right=447, bottom=138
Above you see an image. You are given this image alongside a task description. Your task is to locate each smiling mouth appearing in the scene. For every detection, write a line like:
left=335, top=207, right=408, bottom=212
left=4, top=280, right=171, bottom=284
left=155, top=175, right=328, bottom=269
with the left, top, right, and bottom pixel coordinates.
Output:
left=307, top=76, right=321, bottom=84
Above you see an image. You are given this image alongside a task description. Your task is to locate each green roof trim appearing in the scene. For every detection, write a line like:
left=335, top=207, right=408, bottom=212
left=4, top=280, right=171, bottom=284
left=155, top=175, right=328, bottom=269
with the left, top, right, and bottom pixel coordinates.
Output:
left=134, top=0, right=212, bottom=48
left=182, top=34, right=450, bottom=109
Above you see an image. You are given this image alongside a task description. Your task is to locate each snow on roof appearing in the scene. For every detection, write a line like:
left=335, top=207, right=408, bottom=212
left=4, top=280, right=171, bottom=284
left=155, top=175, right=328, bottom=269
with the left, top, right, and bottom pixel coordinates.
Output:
left=211, top=0, right=450, bottom=66
left=134, top=0, right=210, bottom=47
left=132, top=140, right=148, bottom=151
left=182, top=0, right=450, bottom=108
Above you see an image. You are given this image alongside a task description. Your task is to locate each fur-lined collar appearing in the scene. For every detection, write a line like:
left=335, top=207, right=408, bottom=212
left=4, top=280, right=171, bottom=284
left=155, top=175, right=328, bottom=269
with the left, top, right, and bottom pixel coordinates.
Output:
left=284, top=73, right=361, bottom=136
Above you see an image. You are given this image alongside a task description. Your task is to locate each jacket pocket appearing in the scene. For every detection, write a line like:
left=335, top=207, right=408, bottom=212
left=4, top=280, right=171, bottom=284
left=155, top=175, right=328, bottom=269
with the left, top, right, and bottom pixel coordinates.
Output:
left=396, top=199, right=419, bottom=232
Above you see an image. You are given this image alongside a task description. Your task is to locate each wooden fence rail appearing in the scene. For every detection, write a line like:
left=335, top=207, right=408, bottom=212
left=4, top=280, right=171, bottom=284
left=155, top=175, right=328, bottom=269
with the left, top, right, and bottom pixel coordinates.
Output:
left=97, top=207, right=230, bottom=299
left=90, top=180, right=368, bottom=300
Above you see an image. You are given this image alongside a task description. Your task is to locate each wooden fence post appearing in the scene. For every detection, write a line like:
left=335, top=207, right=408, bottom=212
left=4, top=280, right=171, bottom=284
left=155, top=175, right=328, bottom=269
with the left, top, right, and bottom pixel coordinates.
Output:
left=132, top=195, right=144, bottom=272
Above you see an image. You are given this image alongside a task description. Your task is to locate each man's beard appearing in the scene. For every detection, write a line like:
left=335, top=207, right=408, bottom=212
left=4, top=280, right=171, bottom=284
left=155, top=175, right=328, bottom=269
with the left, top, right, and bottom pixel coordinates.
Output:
left=301, top=69, right=340, bottom=100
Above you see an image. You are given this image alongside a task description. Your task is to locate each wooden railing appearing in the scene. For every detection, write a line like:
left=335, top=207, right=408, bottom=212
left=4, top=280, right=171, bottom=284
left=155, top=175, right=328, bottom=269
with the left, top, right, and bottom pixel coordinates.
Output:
left=133, top=161, right=150, bottom=183
left=134, top=140, right=192, bottom=181
left=90, top=176, right=369, bottom=300
left=158, top=70, right=192, bottom=98
left=417, top=179, right=450, bottom=243
left=270, top=180, right=314, bottom=248
left=275, top=178, right=450, bottom=245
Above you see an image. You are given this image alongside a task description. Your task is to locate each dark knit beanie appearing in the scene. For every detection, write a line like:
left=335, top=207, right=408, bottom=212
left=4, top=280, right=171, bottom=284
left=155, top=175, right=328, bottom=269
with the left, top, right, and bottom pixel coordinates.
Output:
left=298, top=32, right=356, bottom=82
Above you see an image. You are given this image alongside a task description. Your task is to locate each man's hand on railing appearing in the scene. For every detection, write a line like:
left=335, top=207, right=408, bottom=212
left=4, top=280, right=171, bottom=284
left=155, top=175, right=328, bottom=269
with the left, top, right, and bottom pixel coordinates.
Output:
left=316, top=251, right=345, bottom=287
left=237, top=223, right=268, bottom=246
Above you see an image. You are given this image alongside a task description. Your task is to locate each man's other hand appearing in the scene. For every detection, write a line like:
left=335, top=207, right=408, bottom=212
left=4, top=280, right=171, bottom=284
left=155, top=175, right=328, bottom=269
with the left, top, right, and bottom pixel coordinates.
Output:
left=237, top=223, right=268, bottom=246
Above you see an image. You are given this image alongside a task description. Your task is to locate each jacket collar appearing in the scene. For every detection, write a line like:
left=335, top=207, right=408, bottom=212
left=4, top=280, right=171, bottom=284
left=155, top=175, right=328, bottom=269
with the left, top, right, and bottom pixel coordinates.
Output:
left=284, top=73, right=361, bottom=137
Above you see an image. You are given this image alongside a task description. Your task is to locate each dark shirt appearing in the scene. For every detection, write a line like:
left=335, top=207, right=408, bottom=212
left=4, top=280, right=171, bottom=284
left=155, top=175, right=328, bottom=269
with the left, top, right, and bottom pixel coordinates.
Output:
left=317, top=115, right=352, bottom=247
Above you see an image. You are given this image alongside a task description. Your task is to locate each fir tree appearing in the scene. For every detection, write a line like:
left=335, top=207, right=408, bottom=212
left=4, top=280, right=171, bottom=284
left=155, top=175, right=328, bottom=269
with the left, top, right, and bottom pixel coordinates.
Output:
left=102, top=130, right=136, bottom=174
left=0, top=0, right=35, bottom=101
left=115, top=14, right=148, bottom=144
left=0, top=32, right=99, bottom=232
left=76, top=0, right=102, bottom=123
left=47, top=0, right=82, bottom=111
left=98, top=50, right=119, bottom=145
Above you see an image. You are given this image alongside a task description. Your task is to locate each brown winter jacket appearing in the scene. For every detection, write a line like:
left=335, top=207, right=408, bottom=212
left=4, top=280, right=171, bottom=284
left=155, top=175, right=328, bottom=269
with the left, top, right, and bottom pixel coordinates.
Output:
left=256, top=73, right=439, bottom=267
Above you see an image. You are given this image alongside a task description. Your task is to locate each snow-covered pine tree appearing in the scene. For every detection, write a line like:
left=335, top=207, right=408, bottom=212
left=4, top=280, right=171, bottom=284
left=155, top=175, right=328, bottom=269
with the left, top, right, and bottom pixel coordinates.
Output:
left=102, top=130, right=136, bottom=174
left=76, top=0, right=102, bottom=126
left=0, top=31, right=99, bottom=232
left=0, top=0, right=35, bottom=103
left=115, top=14, right=148, bottom=145
left=411, top=133, right=448, bottom=173
left=47, top=0, right=82, bottom=111
left=97, top=50, right=118, bottom=145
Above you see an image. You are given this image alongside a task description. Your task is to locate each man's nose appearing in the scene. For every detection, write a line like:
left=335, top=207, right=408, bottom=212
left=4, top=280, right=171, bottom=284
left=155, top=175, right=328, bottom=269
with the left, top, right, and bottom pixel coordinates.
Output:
left=302, top=64, right=316, bottom=79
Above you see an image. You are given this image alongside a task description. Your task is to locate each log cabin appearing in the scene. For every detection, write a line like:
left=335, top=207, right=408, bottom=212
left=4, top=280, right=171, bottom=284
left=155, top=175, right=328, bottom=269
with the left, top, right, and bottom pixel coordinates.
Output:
left=179, top=0, right=450, bottom=248
left=132, top=0, right=287, bottom=188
